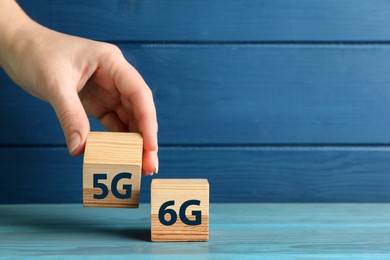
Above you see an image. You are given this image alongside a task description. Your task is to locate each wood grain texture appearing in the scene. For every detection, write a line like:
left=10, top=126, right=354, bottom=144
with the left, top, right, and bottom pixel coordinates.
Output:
left=2, top=203, right=390, bottom=257
left=2, top=45, right=390, bottom=145
left=17, top=0, right=390, bottom=41
left=84, top=132, right=143, bottom=165
left=83, top=132, right=143, bottom=208
left=1, top=147, right=390, bottom=203
left=151, top=179, right=209, bottom=241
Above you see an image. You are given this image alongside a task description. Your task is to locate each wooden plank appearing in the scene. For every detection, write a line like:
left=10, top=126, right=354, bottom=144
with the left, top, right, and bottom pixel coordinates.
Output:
left=2, top=45, right=390, bottom=144
left=1, top=146, right=390, bottom=203
left=2, top=203, right=390, bottom=257
left=17, top=0, right=390, bottom=42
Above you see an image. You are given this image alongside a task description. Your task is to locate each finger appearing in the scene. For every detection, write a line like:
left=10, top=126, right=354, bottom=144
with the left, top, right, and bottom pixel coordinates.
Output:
left=51, top=90, right=90, bottom=156
left=79, top=81, right=121, bottom=119
left=117, top=98, right=138, bottom=132
left=113, top=61, right=158, bottom=150
left=142, top=150, right=158, bottom=176
left=99, top=112, right=129, bottom=132
left=111, top=59, right=158, bottom=171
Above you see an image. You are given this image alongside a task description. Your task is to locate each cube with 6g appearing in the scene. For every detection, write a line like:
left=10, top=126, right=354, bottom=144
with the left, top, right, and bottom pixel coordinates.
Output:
left=83, top=132, right=143, bottom=208
left=151, top=179, right=209, bottom=242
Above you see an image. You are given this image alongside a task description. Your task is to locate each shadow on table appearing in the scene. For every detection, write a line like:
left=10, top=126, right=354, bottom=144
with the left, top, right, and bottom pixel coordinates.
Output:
left=114, top=228, right=150, bottom=241
left=0, top=206, right=150, bottom=242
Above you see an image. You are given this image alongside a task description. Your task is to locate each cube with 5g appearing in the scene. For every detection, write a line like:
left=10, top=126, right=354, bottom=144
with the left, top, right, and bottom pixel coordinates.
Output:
left=83, top=132, right=143, bottom=208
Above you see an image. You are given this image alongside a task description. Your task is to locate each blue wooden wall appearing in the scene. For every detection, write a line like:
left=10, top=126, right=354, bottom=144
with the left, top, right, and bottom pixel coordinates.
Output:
left=1, top=0, right=390, bottom=203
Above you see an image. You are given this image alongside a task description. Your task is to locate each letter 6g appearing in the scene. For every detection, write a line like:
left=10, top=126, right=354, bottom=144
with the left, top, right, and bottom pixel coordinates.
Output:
left=158, top=200, right=201, bottom=226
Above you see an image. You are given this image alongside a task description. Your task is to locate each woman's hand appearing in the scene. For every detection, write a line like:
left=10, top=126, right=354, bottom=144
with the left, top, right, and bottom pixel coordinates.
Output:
left=0, top=2, right=158, bottom=175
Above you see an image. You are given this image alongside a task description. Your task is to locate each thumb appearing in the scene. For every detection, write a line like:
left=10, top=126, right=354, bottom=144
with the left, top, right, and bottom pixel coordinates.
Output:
left=51, top=91, right=90, bottom=156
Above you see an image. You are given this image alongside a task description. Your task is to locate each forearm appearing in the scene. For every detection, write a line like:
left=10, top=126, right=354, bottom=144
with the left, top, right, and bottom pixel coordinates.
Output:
left=0, top=0, right=34, bottom=69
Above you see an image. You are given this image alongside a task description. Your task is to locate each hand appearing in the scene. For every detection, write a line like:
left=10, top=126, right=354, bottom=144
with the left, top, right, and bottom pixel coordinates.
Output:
left=0, top=17, right=158, bottom=175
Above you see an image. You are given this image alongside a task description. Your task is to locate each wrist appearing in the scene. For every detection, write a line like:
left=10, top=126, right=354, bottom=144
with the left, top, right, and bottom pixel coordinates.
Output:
left=0, top=1, right=36, bottom=69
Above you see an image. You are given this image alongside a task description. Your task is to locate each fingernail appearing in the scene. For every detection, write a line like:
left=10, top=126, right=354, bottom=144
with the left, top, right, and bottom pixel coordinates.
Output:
left=154, top=153, right=159, bottom=174
left=68, top=133, right=80, bottom=154
left=154, top=163, right=159, bottom=174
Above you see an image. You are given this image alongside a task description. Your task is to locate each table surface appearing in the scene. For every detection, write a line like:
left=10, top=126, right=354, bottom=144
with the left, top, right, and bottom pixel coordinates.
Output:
left=1, top=203, right=390, bottom=258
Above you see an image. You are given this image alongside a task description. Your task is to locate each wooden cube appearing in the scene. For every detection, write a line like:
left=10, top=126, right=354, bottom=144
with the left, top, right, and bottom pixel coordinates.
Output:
left=83, top=132, right=143, bottom=208
left=151, top=179, right=209, bottom=242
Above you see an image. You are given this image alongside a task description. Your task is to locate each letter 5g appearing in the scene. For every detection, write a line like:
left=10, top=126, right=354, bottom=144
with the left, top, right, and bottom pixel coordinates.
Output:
left=158, top=200, right=202, bottom=226
left=93, top=172, right=132, bottom=199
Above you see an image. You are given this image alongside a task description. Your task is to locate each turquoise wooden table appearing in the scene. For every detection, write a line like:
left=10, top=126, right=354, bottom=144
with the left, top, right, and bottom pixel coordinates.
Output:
left=1, top=204, right=390, bottom=258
